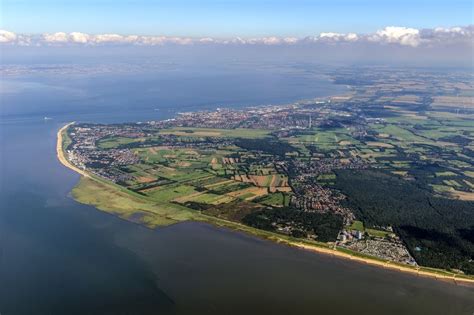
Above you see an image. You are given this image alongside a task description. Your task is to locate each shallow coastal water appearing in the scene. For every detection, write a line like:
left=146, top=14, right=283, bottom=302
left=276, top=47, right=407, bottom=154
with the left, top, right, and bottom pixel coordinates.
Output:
left=0, top=70, right=473, bottom=314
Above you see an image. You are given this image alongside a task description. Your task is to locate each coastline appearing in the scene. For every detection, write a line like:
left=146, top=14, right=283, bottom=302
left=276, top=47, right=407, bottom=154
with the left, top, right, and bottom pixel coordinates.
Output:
left=57, top=122, right=90, bottom=178
left=56, top=122, right=474, bottom=286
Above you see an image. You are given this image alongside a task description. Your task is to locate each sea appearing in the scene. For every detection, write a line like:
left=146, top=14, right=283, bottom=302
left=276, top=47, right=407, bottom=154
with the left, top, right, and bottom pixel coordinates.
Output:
left=0, top=63, right=473, bottom=315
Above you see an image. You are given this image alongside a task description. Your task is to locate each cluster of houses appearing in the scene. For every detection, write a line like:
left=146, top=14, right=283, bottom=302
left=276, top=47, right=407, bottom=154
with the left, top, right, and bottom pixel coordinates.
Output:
left=288, top=157, right=367, bottom=223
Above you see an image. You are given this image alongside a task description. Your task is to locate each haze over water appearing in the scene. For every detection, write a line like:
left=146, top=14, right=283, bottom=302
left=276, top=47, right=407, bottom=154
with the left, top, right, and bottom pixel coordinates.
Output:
left=0, top=64, right=473, bottom=314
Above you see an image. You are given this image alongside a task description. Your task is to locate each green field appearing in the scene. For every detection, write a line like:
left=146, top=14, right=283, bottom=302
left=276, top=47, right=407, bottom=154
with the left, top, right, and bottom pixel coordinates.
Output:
left=145, top=183, right=197, bottom=201
left=348, top=220, right=392, bottom=238
left=159, top=127, right=270, bottom=139
left=349, top=220, right=364, bottom=231
left=366, top=228, right=392, bottom=238
left=72, top=177, right=199, bottom=227
left=97, top=136, right=146, bottom=149
left=62, top=128, right=73, bottom=150
left=256, top=192, right=289, bottom=207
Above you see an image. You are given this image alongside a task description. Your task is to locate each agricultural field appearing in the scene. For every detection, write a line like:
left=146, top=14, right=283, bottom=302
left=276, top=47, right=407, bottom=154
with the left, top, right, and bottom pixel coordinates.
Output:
left=97, top=136, right=146, bottom=149
left=86, top=136, right=295, bottom=226
left=158, top=127, right=270, bottom=139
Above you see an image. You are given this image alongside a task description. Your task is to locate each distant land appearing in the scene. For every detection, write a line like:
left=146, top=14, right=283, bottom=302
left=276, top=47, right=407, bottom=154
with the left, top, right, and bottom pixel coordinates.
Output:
left=58, top=67, right=474, bottom=284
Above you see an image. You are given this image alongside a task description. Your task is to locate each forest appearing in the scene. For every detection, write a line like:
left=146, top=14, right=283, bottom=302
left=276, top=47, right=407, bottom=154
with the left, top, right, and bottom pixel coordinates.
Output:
left=333, top=169, right=474, bottom=274
left=242, top=207, right=343, bottom=242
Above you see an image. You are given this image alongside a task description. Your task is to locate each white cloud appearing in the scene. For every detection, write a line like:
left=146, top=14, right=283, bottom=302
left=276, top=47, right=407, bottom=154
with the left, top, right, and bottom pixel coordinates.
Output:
left=0, top=26, right=472, bottom=47
left=166, top=37, right=194, bottom=45
left=422, top=26, right=474, bottom=45
left=0, top=30, right=17, bottom=43
left=92, top=33, right=124, bottom=43
left=318, top=32, right=359, bottom=42
left=43, top=32, right=69, bottom=43
left=198, top=37, right=215, bottom=43
left=43, top=32, right=90, bottom=44
left=70, top=32, right=90, bottom=43
left=434, top=26, right=464, bottom=34
left=319, top=32, right=343, bottom=39
left=345, top=33, right=359, bottom=41
left=136, top=36, right=166, bottom=45
left=370, top=26, right=420, bottom=47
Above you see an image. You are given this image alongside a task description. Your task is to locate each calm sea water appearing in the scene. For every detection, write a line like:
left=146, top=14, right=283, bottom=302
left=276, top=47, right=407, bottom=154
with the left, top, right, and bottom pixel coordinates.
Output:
left=0, top=68, right=473, bottom=315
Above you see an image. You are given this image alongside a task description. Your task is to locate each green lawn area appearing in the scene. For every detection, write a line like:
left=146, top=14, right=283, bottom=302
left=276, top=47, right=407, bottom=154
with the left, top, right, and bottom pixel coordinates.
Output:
left=71, top=177, right=198, bottom=227
left=159, top=127, right=270, bottom=139
left=431, top=184, right=454, bottom=194
left=348, top=220, right=391, bottom=238
left=257, top=192, right=289, bottom=207
left=97, top=136, right=145, bottom=149
left=145, top=184, right=198, bottom=202
left=292, top=128, right=357, bottom=150
left=187, top=193, right=233, bottom=204
left=62, top=129, right=72, bottom=149
left=443, top=179, right=462, bottom=188
left=187, top=175, right=227, bottom=187
left=209, top=181, right=249, bottom=194
left=144, top=165, right=210, bottom=182
left=348, top=220, right=364, bottom=231
left=370, top=124, right=427, bottom=143
left=238, top=192, right=256, bottom=200
left=366, top=228, right=392, bottom=238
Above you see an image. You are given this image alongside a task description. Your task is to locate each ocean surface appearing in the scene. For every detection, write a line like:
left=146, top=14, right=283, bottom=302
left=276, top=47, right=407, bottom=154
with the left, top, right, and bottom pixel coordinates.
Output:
left=0, top=66, right=473, bottom=315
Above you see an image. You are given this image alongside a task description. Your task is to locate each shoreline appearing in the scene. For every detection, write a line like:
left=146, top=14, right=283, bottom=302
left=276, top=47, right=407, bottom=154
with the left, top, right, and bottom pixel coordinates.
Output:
left=57, top=122, right=91, bottom=178
left=293, top=243, right=474, bottom=286
left=56, top=122, right=474, bottom=286
left=201, top=217, right=474, bottom=286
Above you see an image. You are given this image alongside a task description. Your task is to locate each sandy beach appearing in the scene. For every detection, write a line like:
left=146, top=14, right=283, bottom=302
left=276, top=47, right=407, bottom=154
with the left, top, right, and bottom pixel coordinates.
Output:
left=56, top=122, right=90, bottom=178
left=291, top=242, right=474, bottom=285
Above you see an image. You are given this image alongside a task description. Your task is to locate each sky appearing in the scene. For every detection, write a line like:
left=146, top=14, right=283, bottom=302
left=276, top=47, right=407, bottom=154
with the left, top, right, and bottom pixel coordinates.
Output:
left=1, top=0, right=473, bottom=37
left=0, top=0, right=472, bottom=67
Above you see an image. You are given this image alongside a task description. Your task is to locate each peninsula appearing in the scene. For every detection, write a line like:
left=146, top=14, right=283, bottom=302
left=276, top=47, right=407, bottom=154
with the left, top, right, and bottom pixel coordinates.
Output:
left=57, top=67, right=474, bottom=284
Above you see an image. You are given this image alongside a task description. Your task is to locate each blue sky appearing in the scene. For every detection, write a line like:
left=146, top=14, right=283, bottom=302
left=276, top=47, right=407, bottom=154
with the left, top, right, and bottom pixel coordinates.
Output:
left=2, top=0, right=472, bottom=37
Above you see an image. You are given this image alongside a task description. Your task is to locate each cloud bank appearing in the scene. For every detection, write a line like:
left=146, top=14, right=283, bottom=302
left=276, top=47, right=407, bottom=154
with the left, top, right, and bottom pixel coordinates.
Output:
left=0, top=26, right=472, bottom=48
